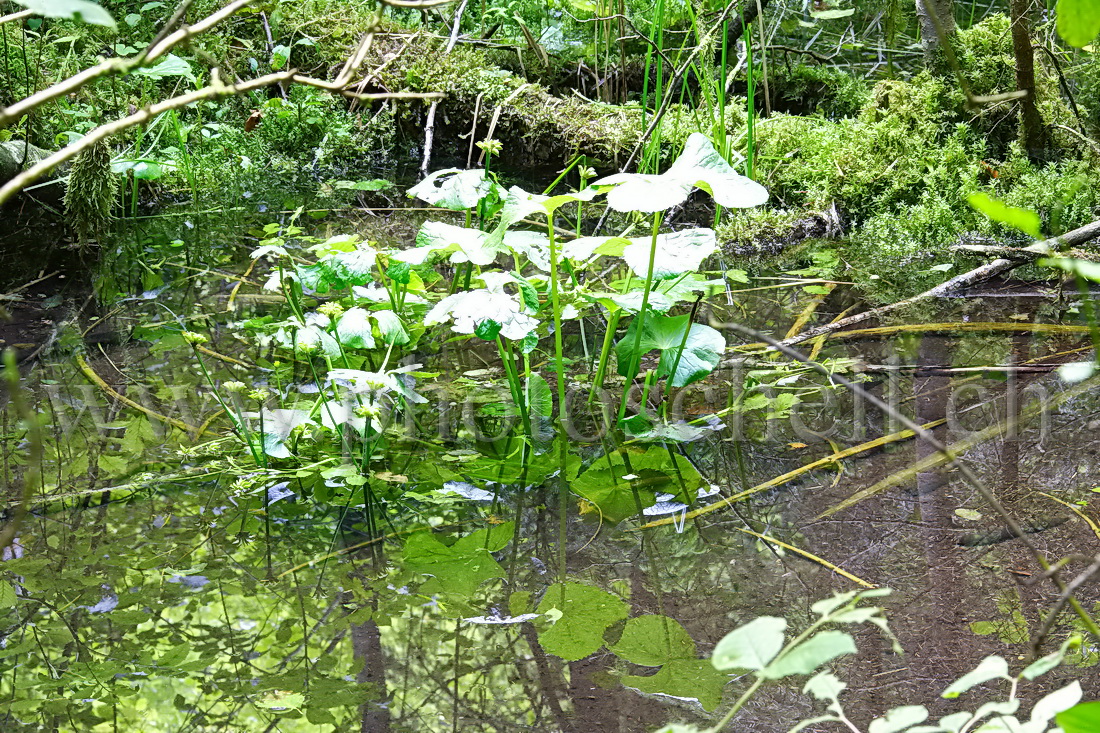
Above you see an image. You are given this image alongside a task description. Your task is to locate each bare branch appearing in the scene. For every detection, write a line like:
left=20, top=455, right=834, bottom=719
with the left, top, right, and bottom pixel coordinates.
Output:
left=0, top=9, right=34, bottom=25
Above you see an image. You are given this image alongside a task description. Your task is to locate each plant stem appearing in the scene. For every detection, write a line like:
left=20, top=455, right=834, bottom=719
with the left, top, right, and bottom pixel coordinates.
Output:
left=546, top=216, right=571, bottom=583
left=744, top=24, right=756, bottom=181
left=618, top=211, right=662, bottom=422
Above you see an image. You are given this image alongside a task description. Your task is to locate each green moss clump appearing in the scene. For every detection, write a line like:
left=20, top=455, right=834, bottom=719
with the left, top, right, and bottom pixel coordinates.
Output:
left=64, top=140, right=117, bottom=243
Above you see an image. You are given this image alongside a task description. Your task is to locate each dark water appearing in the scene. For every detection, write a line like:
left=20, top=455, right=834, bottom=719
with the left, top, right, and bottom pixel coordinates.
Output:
left=2, top=199, right=1098, bottom=732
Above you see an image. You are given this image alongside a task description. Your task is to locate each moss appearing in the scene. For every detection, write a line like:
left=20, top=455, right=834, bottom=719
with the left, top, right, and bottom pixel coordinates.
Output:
left=764, top=63, right=871, bottom=119
left=64, top=140, right=117, bottom=243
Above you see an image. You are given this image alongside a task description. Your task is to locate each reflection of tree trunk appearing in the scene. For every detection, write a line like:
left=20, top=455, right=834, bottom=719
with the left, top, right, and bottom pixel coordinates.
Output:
left=916, top=0, right=955, bottom=61
left=1010, top=0, right=1045, bottom=158
left=352, top=615, right=390, bottom=732
left=521, top=625, right=573, bottom=732
left=913, top=335, right=968, bottom=700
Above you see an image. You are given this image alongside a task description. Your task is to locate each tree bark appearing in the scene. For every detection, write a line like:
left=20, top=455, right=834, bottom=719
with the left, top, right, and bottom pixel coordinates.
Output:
left=1011, top=0, right=1046, bottom=158
left=915, top=0, right=955, bottom=61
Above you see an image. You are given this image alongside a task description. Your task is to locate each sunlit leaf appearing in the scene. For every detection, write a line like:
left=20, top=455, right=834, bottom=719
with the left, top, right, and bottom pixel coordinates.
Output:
left=620, top=229, right=718, bottom=281
left=803, top=672, right=846, bottom=703
left=1039, top=256, right=1100, bottom=284
left=867, top=706, right=928, bottom=733
left=616, top=314, right=725, bottom=387
left=1057, top=0, right=1100, bottom=47
left=13, top=0, right=114, bottom=26
left=712, top=616, right=787, bottom=671
left=1030, top=681, right=1082, bottom=725
left=425, top=289, right=539, bottom=340
left=408, top=168, right=500, bottom=210
left=1021, top=635, right=1081, bottom=680
left=967, top=193, right=1041, bottom=239
left=1058, top=701, right=1100, bottom=732
left=334, top=307, right=375, bottom=349
left=536, top=582, right=628, bottom=661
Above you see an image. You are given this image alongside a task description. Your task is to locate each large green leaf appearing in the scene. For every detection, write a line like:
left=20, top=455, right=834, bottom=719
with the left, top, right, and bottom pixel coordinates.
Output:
left=761, top=630, right=856, bottom=679
left=536, top=582, right=628, bottom=661
left=403, top=528, right=510, bottom=597
left=334, top=307, right=375, bottom=349
left=1059, top=701, right=1100, bottom=733
left=571, top=448, right=702, bottom=523
left=133, top=54, right=195, bottom=82
left=595, top=133, right=768, bottom=212
left=866, top=706, right=928, bottom=733
left=711, top=616, right=787, bottom=671
left=616, top=313, right=725, bottom=387
left=1039, top=256, right=1100, bottom=284
left=1057, top=0, right=1100, bottom=47
left=622, top=659, right=729, bottom=712
left=408, top=168, right=500, bottom=210
left=14, top=0, right=114, bottom=26
left=611, top=615, right=695, bottom=666
left=620, top=229, right=718, bottom=281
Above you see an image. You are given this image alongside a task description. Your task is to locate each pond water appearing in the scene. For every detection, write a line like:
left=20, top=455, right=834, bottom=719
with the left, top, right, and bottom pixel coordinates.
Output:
left=2, top=193, right=1099, bottom=733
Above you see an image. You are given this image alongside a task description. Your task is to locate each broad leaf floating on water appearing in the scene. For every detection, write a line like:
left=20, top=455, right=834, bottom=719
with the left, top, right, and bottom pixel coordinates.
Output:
left=571, top=449, right=702, bottom=522
left=595, top=133, right=768, bottom=213
left=407, top=168, right=502, bottom=211
left=535, top=581, right=629, bottom=661
left=425, top=288, right=539, bottom=341
left=402, top=523, right=515, bottom=597
left=616, top=313, right=726, bottom=387
left=621, top=658, right=729, bottom=712
left=610, top=615, right=695, bottom=667
left=620, top=229, right=718, bottom=280
left=13, top=0, right=115, bottom=26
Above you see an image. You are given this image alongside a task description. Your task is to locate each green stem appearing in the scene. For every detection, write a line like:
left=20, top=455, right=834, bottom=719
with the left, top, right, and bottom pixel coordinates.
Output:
left=744, top=25, right=756, bottom=181
left=589, top=310, right=621, bottom=404
left=618, top=211, right=662, bottom=422
left=546, top=215, right=571, bottom=583
left=496, top=336, right=532, bottom=439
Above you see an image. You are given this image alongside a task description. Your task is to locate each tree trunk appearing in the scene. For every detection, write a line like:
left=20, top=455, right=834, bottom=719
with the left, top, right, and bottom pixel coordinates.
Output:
left=1011, top=0, right=1046, bottom=158
left=915, top=0, right=955, bottom=61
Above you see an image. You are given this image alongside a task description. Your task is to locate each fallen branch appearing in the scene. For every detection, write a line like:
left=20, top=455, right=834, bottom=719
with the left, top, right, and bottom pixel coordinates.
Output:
left=774, top=218, right=1100, bottom=349
left=75, top=353, right=201, bottom=438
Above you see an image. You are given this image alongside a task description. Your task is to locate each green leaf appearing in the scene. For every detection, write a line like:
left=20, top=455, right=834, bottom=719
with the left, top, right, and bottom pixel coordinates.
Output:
left=373, top=310, right=409, bottom=345
left=409, top=168, right=500, bottom=210
left=536, top=582, right=629, bottom=661
left=616, top=314, right=725, bottom=387
left=525, top=373, right=553, bottom=423
left=474, top=319, right=501, bottom=340
left=762, top=630, right=856, bottom=679
left=335, top=307, right=376, bottom=349
left=1057, top=0, right=1100, bottom=47
left=1039, top=256, right=1100, bottom=284
left=868, top=706, right=928, bottom=733
left=1020, top=634, right=1080, bottom=680
left=811, top=8, right=855, bottom=18
left=711, top=616, right=787, bottom=671
left=1058, top=701, right=1100, bottom=732
left=620, top=229, right=718, bottom=281
left=270, top=44, right=291, bottom=70
left=803, top=672, right=846, bottom=703
left=611, top=615, right=696, bottom=666
left=403, top=530, right=506, bottom=597
left=133, top=54, right=195, bottom=82
left=452, top=521, right=515, bottom=553
left=967, top=193, right=1041, bottom=239
left=941, top=655, right=1011, bottom=698
left=0, top=580, right=17, bottom=609
left=409, top=221, right=502, bottom=267
left=13, top=0, right=114, bottom=26
left=622, top=658, right=729, bottom=712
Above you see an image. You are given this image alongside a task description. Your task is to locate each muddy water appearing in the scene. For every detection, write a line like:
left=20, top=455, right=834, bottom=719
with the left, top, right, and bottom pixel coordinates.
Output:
left=1, top=204, right=1099, bottom=733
